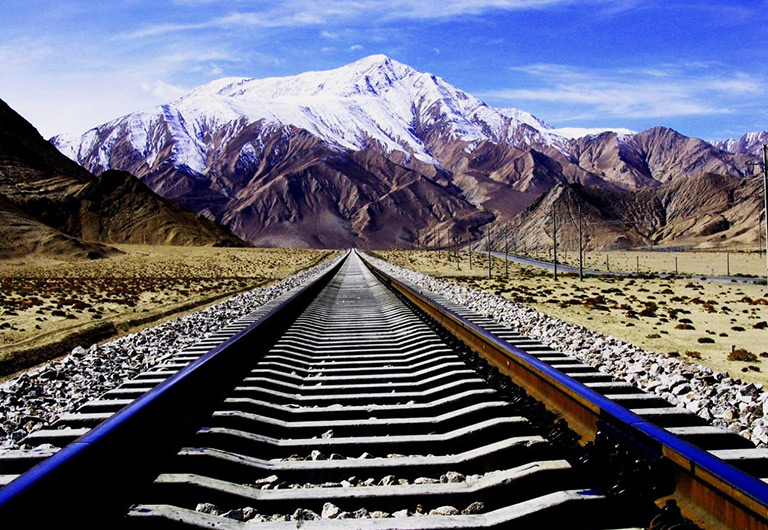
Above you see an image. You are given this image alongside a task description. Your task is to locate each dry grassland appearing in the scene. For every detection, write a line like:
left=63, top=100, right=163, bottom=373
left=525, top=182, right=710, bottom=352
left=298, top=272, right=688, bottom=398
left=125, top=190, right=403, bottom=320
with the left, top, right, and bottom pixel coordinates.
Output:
left=0, top=245, right=336, bottom=375
left=509, top=248, right=767, bottom=277
left=380, top=250, right=768, bottom=386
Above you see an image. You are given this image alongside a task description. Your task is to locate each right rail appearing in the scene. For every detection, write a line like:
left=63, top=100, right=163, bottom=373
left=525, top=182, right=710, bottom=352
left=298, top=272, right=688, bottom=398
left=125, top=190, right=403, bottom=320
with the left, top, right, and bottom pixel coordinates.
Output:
left=362, top=251, right=768, bottom=530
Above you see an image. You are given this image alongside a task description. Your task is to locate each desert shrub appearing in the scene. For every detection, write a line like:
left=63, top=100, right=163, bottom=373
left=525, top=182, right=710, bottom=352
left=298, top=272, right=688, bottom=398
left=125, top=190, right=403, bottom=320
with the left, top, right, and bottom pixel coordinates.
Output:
left=675, top=323, right=695, bottom=330
left=679, top=318, right=693, bottom=324
left=646, top=333, right=661, bottom=339
left=754, top=321, right=767, bottom=330
left=728, top=348, right=758, bottom=362
left=697, top=337, right=715, bottom=344
left=684, top=350, right=702, bottom=359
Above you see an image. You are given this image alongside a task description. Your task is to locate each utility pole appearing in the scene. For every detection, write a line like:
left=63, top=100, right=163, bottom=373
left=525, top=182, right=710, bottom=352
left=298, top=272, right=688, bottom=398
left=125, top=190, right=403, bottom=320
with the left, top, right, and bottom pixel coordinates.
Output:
left=456, top=237, right=461, bottom=270
left=727, top=252, right=730, bottom=277
left=469, top=236, right=473, bottom=269
left=504, top=228, right=509, bottom=278
left=763, top=144, right=768, bottom=277
left=578, top=201, right=584, bottom=281
left=487, top=227, right=492, bottom=278
left=552, top=205, right=558, bottom=281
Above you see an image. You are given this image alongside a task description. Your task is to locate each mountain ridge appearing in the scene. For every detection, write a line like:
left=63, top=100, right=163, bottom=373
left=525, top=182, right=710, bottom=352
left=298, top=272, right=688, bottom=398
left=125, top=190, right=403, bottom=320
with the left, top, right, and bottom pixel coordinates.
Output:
left=0, top=98, right=247, bottom=259
left=50, top=55, right=754, bottom=249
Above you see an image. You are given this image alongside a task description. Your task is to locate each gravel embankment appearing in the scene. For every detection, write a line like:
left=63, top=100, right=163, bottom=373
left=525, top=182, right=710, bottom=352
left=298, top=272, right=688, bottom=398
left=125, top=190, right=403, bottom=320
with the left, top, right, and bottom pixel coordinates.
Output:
left=368, top=256, right=768, bottom=447
left=0, top=259, right=338, bottom=450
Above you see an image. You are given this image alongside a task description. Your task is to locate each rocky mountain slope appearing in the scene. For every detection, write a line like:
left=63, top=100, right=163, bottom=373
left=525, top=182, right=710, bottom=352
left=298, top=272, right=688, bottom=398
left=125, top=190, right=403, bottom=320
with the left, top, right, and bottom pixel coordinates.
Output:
left=0, top=98, right=246, bottom=259
left=494, top=173, right=764, bottom=252
left=52, top=55, right=747, bottom=248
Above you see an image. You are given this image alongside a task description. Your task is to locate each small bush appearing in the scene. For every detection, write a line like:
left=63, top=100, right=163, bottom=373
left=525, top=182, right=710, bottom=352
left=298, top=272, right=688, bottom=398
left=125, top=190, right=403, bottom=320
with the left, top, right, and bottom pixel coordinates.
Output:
left=754, top=321, right=767, bottom=330
left=646, top=333, right=661, bottom=339
left=697, top=337, right=715, bottom=344
left=731, top=326, right=745, bottom=332
left=675, top=323, right=695, bottom=330
left=684, top=350, right=702, bottom=359
left=728, top=348, right=758, bottom=362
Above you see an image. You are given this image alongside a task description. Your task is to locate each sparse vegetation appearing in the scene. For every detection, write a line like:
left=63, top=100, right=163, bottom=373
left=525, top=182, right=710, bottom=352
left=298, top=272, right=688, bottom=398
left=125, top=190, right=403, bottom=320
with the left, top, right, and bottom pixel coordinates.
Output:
left=378, top=250, right=768, bottom=386
left=728, top=348, right=759, bottom=362
left=0, top=245, right=337, bottom=373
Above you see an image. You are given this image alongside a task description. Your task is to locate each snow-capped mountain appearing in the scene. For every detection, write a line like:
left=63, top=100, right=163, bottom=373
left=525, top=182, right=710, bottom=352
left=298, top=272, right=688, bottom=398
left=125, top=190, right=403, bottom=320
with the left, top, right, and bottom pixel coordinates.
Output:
left=711, top=131, right=768, bottom=158
left=55, top=55, right=551, bottom=173
left=51, top=55, right=744, bottom=248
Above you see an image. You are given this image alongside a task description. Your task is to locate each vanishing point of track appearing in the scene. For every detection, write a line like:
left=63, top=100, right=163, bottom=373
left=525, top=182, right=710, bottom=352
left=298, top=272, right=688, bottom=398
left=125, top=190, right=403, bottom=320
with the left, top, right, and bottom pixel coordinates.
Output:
left=0, top=251, right=767, bottom=528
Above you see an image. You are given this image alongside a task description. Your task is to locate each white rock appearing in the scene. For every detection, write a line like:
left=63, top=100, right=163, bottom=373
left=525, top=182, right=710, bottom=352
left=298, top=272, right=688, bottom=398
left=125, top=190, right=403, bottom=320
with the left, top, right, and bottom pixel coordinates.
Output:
left=321, top=502, right=341, bottom=519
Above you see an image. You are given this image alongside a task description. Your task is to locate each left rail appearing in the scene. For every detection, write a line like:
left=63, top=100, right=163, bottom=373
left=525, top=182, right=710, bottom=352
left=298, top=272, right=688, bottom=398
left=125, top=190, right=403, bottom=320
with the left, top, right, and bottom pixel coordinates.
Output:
left=0, top=253, right=346, bottom=524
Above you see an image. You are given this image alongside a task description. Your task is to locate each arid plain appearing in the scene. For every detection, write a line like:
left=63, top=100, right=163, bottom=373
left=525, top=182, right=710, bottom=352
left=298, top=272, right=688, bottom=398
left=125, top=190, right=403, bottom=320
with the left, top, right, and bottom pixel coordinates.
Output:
left=0, top=246, right=336, bottom=378
left=378, top=250, right=768, bottom=386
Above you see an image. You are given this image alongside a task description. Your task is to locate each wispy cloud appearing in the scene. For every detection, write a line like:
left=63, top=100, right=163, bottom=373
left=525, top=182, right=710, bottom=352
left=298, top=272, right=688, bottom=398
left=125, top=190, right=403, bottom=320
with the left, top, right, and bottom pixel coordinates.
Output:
left=349, top=44, right=364, bottom=51
left=141, top=80, right=188, bottom=100
left=483, top=62, right=765, bottom=119
left=119, top=0, right=622, bottom=39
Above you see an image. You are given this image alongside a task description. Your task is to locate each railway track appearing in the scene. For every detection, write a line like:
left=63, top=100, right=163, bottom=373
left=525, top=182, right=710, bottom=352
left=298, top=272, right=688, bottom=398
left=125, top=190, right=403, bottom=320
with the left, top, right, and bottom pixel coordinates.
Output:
left=0, top=251, right=767, bottom=528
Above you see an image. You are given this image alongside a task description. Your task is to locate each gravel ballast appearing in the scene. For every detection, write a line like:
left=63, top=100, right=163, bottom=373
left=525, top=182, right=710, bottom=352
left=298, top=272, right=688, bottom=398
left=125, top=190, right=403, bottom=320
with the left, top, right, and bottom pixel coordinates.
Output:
left=0, top=259, right=338, bottom=450
left=367, top=255, right=768, bottom=447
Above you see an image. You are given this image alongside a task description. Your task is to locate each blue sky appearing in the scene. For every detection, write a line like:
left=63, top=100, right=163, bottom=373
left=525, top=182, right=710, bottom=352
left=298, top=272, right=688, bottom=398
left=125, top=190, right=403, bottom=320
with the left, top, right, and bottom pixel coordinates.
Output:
left=1, top=0, right=766, bottom=140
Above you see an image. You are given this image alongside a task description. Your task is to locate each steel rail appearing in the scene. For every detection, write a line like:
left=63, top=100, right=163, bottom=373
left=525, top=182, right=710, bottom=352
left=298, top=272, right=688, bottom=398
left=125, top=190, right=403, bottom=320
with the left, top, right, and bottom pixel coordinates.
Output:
left=0, top=253, right=347, bottom=524
left=360, top=251, right=768, bottom=530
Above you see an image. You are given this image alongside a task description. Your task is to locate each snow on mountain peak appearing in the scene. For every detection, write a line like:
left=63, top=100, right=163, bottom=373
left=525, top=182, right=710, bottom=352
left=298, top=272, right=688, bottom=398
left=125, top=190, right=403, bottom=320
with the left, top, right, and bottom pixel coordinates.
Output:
left=52, top=55, right=608, bottom=173
left=141, top=54, right=523, bottom=164
left=497, top=107, right=552, bottom=132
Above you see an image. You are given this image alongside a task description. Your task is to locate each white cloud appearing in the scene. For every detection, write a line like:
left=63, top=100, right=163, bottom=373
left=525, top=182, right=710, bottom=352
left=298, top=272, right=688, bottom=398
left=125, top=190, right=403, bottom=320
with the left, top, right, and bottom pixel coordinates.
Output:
left=321, top=30, right=338, bottom=39
left=483, top=62, right=765, bottom=119
left=349, top=44, right=364, bottom=51
left=141, top=80, right=188, bottom=100
left=119, top=0, right=620, bottom=39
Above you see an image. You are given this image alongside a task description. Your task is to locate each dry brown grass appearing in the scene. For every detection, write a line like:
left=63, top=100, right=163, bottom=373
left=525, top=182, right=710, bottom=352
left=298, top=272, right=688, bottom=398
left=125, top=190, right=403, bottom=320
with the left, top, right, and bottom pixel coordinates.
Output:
left=0, top=245, right=337, bottom=375
left=506, top=248, right=767, bottom=277
left=379, top=250, right=768, bottom=386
